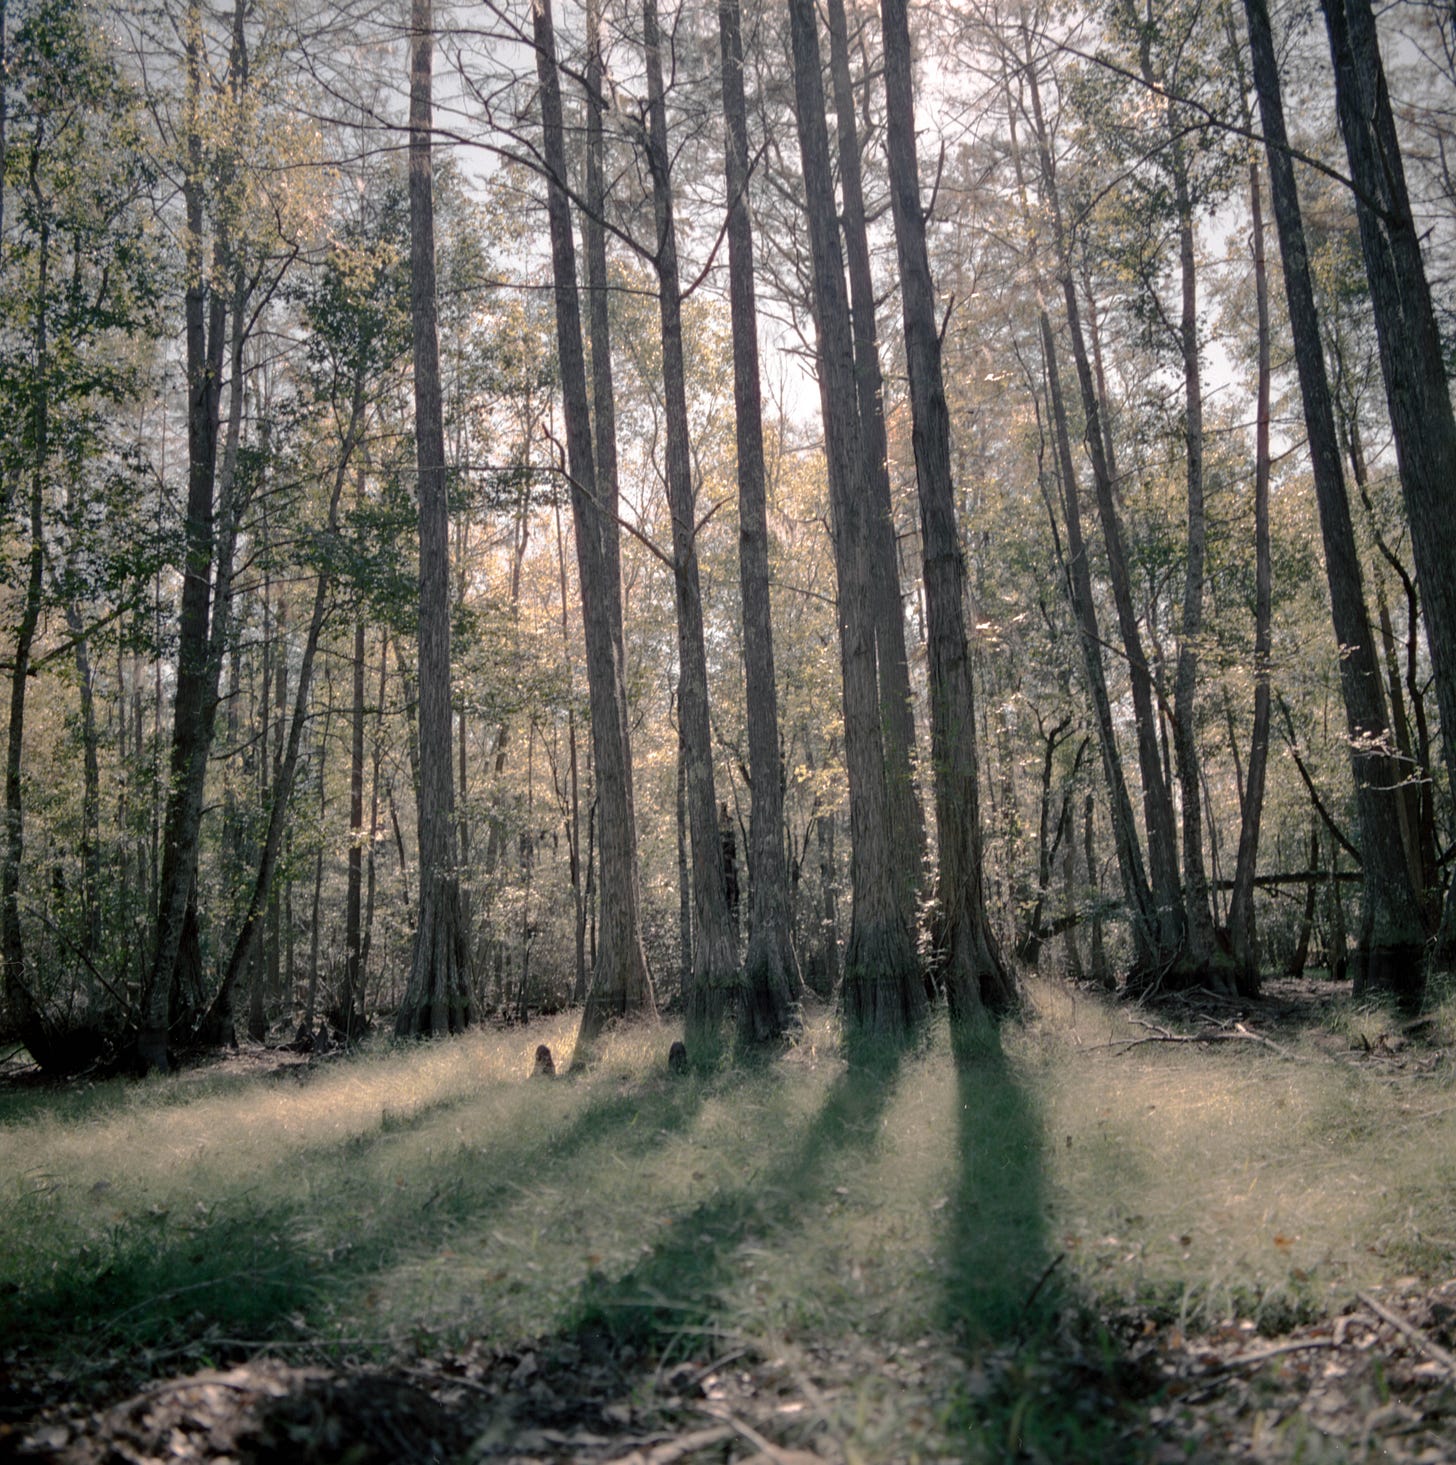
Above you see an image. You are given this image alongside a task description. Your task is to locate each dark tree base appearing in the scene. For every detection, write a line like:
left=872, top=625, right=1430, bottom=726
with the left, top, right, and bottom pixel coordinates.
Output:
left=842, top=920, right=924, bottom=1041
left=1354, top=941, right=1426, bottom=1010
left=1123, top=948, right=1243, bottom=1001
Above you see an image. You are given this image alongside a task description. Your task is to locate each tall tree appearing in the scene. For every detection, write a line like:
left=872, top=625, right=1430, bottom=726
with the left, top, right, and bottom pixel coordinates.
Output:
left=532, top=0, right=656, bottom=1050
left=879, top=0, right=1015, bottom=1019
left=1024, top=47, right=1185, bottom=983
left=395, top=0, right=471, bottom=1036
left=641, top=0, right=739, bottom=1049
left=1243, top=0, right=1427, bottom=1001
left=1004, top=51, right=1163, bottom=978
left=139, top=0, right=275, bottom=1070
left=718, top=0, right=796, bottom=1042
left=787, top=0, right=922, bottom=1037
left=1320, top=0, right=1456, bottom=971
left=1223, top=7, right=1273, bottom=994
left=1119, top=0, right=1219, bottom=978
left=823, top=0, right=926, bottom=927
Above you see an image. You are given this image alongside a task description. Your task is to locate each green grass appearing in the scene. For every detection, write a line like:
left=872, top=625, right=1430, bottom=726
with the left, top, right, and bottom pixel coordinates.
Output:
left=3, top=981, right=1454, bottom=1460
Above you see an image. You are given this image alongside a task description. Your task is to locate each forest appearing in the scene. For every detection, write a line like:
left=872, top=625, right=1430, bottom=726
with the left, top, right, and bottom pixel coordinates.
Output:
left=2, top=0, right=1456, bottom=1458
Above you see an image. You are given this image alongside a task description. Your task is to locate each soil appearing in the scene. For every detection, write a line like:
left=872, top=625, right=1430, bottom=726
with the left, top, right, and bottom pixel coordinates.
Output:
left=2, top=977, right=1453, bottom=1463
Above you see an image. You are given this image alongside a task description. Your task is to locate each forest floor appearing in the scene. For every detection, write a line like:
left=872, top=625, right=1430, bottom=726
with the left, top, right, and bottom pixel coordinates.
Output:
left=0, top=973, right=1453, bottom=1463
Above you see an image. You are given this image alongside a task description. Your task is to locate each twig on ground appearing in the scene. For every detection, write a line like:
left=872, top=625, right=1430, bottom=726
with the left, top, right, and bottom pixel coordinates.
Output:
left=1201, top=1337, right=1341, bottom=1376
left=765, top=1335, right=850, bottom=1462
left=1231, top=1022, right=1305, bottom=1061
left=1356, top=1291, right=1456, bottom=1380
left=699, top=1403, right=800, bottom=1462
left=607, top=1425, right=734, bottom=1464
left=647, top=1342, right=750, bottom=1395
left=1093, top=1020, right=1310, bottom=1061
left=1015, top=1253, right=1066, bottom=1342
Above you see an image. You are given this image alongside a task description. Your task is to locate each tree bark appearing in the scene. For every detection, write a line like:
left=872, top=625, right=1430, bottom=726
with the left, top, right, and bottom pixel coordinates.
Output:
left=139, top=0, right=253, bottom=1071
left=1004, top=63, right=1158, bottom=979
left=1166, top=130, right=1218, bottom=978
left=880, top=0, right=1014, bottom=1019
left=641, top=0, right=739, bottom=1052
left=1320, top=0, right=1456, bottom=975
left=824, top=0, right=925, bottom=926
left=3, top=189, right=50, bottom=1066
left=1121, top=0, right=1219, bottom=985
left=1039, top=309, right=1159, bottom=971
left=342, top=612, right=365, bottom=1041
left=533, top=0, right=656, bottom=1053
left=1226, top=65, right=1273, bottom=996
left=1244, top=0, right=1427, bottom=1002
left=395, top=0, right=471, bottom=1037
left=787, top=0, right=921, bottom=1038
left=718, top=0, right=795, bottom=1044
left=63, top=466, right=102, bottom=972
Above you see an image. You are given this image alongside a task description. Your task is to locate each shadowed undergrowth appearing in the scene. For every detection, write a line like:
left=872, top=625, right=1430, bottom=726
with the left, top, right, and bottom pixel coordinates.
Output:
left=3, top=979, right=1454, bottom=1459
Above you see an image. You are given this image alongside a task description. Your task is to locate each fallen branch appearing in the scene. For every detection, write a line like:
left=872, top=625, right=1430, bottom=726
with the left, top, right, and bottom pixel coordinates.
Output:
left=1095, top=1020, right=1308, bottom=1061
left=1203, top=1337, right=1340, bottom=1375
left=1356, top=1291, right=1456, bottom=1380
left=699, top=1404, right=805, bottom=1463
left=607, top=1424, right=734, bottom=1464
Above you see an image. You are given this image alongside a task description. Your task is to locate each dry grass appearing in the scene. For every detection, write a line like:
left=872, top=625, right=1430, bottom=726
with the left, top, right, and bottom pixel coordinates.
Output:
left=3, top=978, right=1454, bottom=1460
left=1023, top=979, right=1456, bottom=1329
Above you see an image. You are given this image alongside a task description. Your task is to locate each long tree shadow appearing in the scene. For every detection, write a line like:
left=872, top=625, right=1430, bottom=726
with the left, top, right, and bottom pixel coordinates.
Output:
left=562, top=1038, right=906, bottom=1363
left=939, top=1025, right=1152, bottom=1460
left=2, top=1064, right=725, bottom=1379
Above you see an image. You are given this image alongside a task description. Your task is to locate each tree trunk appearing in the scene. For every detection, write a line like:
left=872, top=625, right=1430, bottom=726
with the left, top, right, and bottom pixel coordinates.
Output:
left=1061, top=795, right=1084, bottom=981
left=880, top=0, right=1014, bottom=1020
left=533, top=0, right=656, bottom=1054
left=1038, top=308, right=1158, bottom=972
left=248, top=594, right=270, bottom=1043
left=1244, top=0, right=1427, bottom=1002
left=1288, top=823, right=1319, bottom=978
left=1166, top=138, right=1218, bottom=980
left=676, top=725, right=691, bottom=994
left=1085, top=794, right=1110, bottom=987
left=817, top=809, right=839, bottom=997
left=3, top=200, right=50, bottom=1067
left=63, top=468, right=102, bottom=971
left=198, top=387, right=364, bottom=1046
left=359, top=632, right=388, bottom=1014
left=1121, top=0, right=1219, bottom=985
left=139, top=0, right=254, bottom=1072
left=825, top=0, right=925, bottom=926
left=1026, top=60, right=1184, bottom=978
left=395, top=0, right=470, bottom=1037
left=787, top=0, right=921, bottom=1038
left=1342, top=414, right=1434, bottom=914
left=343, top=613, right=365, bottom=1041
left=718, top=0, right=796, bottom=1044
left=1003, top=63, right=1157, bottom=980
left=1226, top=99, right=1273, bottom=997
left=552, top=495, right=588, bottom=1009
left=641, top=0, right=739, bottom=1052
left=1320, top=0, right=1456, bottom=975
left=305, top=697, right=331, bottom=1032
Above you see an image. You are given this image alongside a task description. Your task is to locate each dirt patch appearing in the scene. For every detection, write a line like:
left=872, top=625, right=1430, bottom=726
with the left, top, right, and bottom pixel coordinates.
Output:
left=5, top=1340, right=833, bottom=1464
left=8, top=1283, right=1456, bottom=1464
left=10, top=1361, right=466, bottom=1464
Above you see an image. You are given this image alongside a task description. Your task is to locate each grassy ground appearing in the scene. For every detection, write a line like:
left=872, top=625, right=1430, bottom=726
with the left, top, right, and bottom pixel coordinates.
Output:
left=2, top=978, right=1455, bottom=1461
